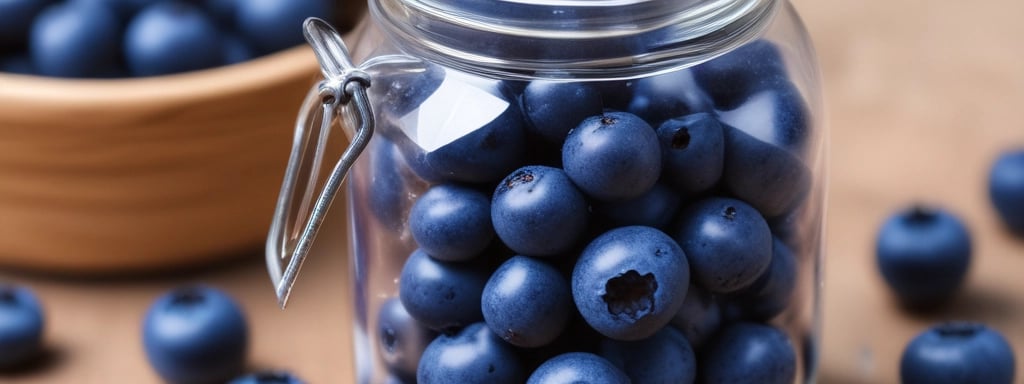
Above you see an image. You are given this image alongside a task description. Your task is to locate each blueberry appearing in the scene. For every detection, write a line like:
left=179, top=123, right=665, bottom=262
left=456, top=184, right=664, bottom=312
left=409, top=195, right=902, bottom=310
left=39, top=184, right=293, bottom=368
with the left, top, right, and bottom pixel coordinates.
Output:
left=417, top=322, right=525, bottom=384
left=410, top=183, right=494, bottom=262
left=875, top=205, right=972, bottom=308
left=0, top=53, right=35, bottom=75
left=491, top=166, right=589, bottom=257
left=626, top=69, right=714, bottom=127
left=29, top=2, right=121, bottom=78
left=721, top=123, right=811, bottom=218
left=989, top=148, right=1024, bottom=235
left=398, top=249, right=487, bottom=331
left=228, top=371, right=305, bottom=384
left=481, top=256, right=572, bottom=348
left=669, top=284, right=721, bottom=348
left=727, top=237, right=798, bottom=321
left=377, top=297, right=435, bottom=381
left=599, top=327, right=697, bottom=384
left=527, top=352, right=630, bottom=384
left=692, top=39, right=789, bottom=109
left=594, top=183, right=682, bottom=229
left=0, top=0, right=53, bottom=49
left=223, top=34, right=256, bottom=65
left=718, top=80, right=811, bottom=153
left=0, top=284, right=44, bottom=369
left=901, top=322, right=1016, bottom=384
left=700, top=322, right=797, bottom=384
left=142, top=285, right=248, bottom=384
left=573, top=226, right=689, bottom=341
left=563, top=111, right=662, bottom=201
left=656, top=112, right=725, bottom=195
left=521, top=81, right=604, bottom=144
left=235, top=0, right=335, bottom=55
left=124, top=2, right=224, bottom=76
left=672, top=197, right=772, bottom=293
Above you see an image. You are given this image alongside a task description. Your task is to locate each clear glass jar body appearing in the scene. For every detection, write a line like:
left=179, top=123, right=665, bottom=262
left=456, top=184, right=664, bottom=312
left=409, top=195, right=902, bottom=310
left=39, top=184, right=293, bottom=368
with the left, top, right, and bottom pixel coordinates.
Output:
left=341, top=0, right=825, bottom=382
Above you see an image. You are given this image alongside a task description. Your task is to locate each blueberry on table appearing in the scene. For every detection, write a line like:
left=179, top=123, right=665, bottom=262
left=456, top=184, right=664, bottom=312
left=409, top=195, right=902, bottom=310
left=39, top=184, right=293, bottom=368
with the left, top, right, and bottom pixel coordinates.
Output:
left=527, top=352, right=630, bottom=384
left=626, top=69, right=714, bottom=127
left=377, top=298, right=435, bottom=381
left=901, top=322, right=1016, bottom=384
left=563, top=111, right=662, bottom=201
left=482, top=256, right=572, bottom=348
left=594, top=183, right=682, bottom=230
left=0, top=284, right=44, bottom=370
left=721, top=123, right=811, bottom=218
left=410, top=183, right=495, bottom=262
left=718, top=80, right=811, bottom=153
left=142, top=285, right=248, bottom=384
left=228, top=371, right=305, bottom=384
left=989, top=148, right=1024, bottom=235
left=875, top=205, right=972, bottom=309
left=669, top=284, right=721, bottom=348
left=692, top=39, right=789, bottom=109
left=417, top=323, right=525, bottom=384
left=235, top=0, right=335, bottom=55
left=727, top=237, right=799, bottom=321
left=599, top=327, right=697, bottom=384
left=398, top=249, right=487, bottom=331
left=573, top=226, right=690, bottom=341
left=0, top=0, right=53, bottom=49
left=700, top=322, right=797, bottom=384
left=672, top=197, right=772, bottom=294
left=124, top=2, right=225, bottom=77
left=521, top=81, right=604, bottom=144
left=29, top=2, right=122, bottom=78
left=491, top=166, right=590, bottom=257
left=656, top=112, right=726, bottom=196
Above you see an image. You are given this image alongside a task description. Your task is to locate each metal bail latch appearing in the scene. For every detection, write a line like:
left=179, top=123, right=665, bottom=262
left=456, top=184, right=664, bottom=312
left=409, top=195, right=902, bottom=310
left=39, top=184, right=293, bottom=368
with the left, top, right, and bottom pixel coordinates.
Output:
left=265, top=17, right=374, bottom=308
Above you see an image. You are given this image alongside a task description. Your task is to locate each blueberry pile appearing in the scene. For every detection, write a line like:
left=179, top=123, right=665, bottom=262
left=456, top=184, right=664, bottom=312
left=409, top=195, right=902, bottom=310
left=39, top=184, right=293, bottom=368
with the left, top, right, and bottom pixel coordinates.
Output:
left=0, top=0, right=337, bottom=77
left=362, top=39, right=814, bottom=383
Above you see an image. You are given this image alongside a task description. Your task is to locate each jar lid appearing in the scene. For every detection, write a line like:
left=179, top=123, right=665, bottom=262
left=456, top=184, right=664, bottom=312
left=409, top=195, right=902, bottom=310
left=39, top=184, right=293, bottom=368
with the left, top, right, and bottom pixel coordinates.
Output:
left=370, top=0, right=779, bottom=80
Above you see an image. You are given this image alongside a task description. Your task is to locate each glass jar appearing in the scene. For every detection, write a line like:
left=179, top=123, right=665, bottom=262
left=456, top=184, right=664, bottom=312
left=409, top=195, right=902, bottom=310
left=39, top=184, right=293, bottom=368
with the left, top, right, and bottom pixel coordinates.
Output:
left=267, top=0, right=825, bottom=382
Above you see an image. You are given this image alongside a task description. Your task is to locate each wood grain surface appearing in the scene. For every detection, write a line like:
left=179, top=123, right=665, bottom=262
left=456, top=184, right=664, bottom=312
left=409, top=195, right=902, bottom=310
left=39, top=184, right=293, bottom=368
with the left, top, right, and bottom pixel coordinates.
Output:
left=1, top=0, right=1023, bottom=383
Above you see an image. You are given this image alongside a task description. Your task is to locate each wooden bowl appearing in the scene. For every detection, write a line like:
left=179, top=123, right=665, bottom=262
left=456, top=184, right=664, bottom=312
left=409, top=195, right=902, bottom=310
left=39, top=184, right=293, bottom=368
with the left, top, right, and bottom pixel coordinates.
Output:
left=0, top=33, right=358, bottom=274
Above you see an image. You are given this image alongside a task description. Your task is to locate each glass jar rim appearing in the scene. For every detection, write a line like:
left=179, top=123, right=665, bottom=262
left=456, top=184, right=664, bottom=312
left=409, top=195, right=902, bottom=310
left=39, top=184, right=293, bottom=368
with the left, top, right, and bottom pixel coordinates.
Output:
left=369, top=0, right=780, bottom=80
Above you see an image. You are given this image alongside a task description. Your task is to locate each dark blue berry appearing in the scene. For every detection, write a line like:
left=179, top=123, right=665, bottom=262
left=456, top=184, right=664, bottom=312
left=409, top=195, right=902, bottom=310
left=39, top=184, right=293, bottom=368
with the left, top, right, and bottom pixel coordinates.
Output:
left=142, top=285, right=248, bottom=384
left=30, top=2, right=121, bottom=78
left=599, top=327, right=697, bottom=384
left=228, top=371, right=305, bottom=384
left=594, top=183, right=682, bottom=229
left=727, top=237, right=798, bottom=321
left=656, top=112, right=725, bottom=195
left=0, top=284, right=44, bottom=369
left=562, top=111, right=662, bottom=201
left=626, top=69, right=714, bottom=127
left=700, top=322, right=797, bottom=384
left=124, top=2, right=224, bottom=76
left=718, top=80, right=811, bottom=153
left=377, top=297, right=435, bottom=381
left=721, top=123, right=811, bottom=218
left=901, top=322, right=1016, bottom=384
left=491, top=166, right=589, bottom=257
left=398, top=249, right=487, bottom=331
left=573, top=226, right=689, bottom=341
left=672, top=197, right=772, bottom=293
left=876, top=206, right=971, bottom=308
left=521, top=81, right=604, bottom=144
left=410, top=183, right=495, bottom=262
left=0, top=0, right=53, bottom=49
left=481, top=256, right=572, bottom=348
left=669, top=284, right=721, bottom=348
left=235, top=0, right=335, bottom=55
left=989, top=148, right=1024, bottom=235
left=692, top=39, right=789, bottom=109
left=417, top=323, right=525, bottom=384
left=527, top=352, right=629, bottom=384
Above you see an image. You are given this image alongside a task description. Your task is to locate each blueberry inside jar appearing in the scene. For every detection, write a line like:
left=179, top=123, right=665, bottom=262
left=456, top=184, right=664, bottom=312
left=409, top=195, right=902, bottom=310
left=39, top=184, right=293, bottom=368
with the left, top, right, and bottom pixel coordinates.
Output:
left=276, top=0, right=826, bottom=382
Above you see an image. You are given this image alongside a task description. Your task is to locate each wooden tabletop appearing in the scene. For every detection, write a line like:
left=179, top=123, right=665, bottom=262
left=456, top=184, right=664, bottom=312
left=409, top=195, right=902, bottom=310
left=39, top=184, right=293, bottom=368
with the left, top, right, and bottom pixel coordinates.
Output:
left=2, top=0, right=1023, bottom=383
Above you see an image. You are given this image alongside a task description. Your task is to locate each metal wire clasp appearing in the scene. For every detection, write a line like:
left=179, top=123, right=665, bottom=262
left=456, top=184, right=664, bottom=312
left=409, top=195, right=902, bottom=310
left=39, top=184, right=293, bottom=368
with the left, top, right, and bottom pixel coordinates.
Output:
left=266, top=18, right=374, bottom=308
